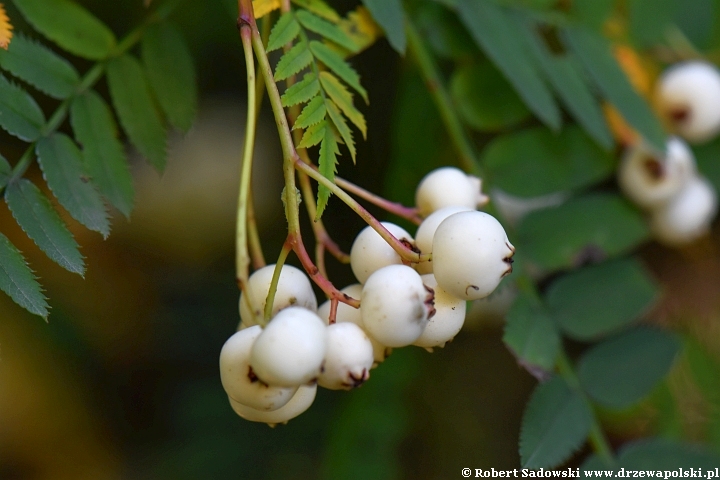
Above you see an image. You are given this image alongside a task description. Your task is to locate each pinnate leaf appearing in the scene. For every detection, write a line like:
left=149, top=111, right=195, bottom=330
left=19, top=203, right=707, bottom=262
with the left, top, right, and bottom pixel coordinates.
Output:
left=36, top=133, right=110, bottom=237
left=316, top=124, right=339, bottom=219
left=141, top=22, right=197, bottom=132
left=292, top=0, right=340, bottom=22
left=107, top=54, right=167, bottom=172
left=5, top=178, right=84, bottom=275
left=0, top=33, right=80, bottom=99
left=361, top=0, right=406, bottom=54
left=519, top=376, right=592, bottom=468
left=294, top=95, right=326, bottom=130
left=298, top=119, right=326, bottom=148
left=319, top=71, right=366, bottom=138
left=282, top=72, right=320, bottom=107
left=13, top=0, right=116, bottom=60
left=274, top=40, right=313, bottom=81
left=70, top=91, right=134, bottom=218
left=0, top=73, right=45, bottom=141
left=309, top=41, right=367, bottom=103
left=296, top=9, right=359, bottom=53
left=267, top=11, right=300, bottom=52
left=326, top=99, right=355, bottom=161
left=0, top=231, right=48, bottom=318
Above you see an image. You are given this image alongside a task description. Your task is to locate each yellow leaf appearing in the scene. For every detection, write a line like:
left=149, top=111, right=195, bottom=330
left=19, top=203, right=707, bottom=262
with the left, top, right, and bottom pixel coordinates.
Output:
left=0, top=3, right=13, bottom=50
left=253, top=0, right=281, bottom=18
left=335, top=6, right=381, bottom=57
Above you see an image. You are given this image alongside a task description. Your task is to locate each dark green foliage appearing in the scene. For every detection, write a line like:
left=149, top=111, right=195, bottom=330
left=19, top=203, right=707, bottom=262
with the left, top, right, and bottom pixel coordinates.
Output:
left=0, top=231, right=49, bottom=318
left=503, top=295, right=561, bottom=377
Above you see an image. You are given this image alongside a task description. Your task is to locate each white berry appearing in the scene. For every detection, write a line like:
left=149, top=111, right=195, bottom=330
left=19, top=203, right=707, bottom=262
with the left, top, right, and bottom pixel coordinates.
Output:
left=415, top=167, right=487, bottom=217
left=656, top=61, right=720, bottom=143
left=650, top=176, right=718, bottom=245
left=318, top=322, right=374, bottom=390
left=414, top=274, right=467, bottom=348
left=228, top=384, right=317, bottom=426
left=432, top=211, right=515, bottom=301
left=414, top=206, right=473, bottom=274
left=361, top=265, right=434, bottom=347
left=239, top=264, right=317, bottom=326
left=250, top=307, right=328, bottom=387
left=219, top=326, right=298, bottom=411
left=350, top=222, right=413, bottom=284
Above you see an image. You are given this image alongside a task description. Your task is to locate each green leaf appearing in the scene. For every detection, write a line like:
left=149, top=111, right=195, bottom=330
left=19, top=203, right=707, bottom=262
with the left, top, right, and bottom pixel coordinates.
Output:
left=693, top=135, right=720, bottom=193
left=274, top=40, right=313, bottom=81
left=0, top=231, right=49, bottom=318
left=326, top=99, right=356, bottom=161
left=519, top=376, right=592, bottom=468
left=578, top=327, right=680, bottom=409
left=503, top=295, right=561, bottom=379
left=618, top=438, right=720, bottom=469
left=517, top=193, right=649, bottom=272
left=36, top=133, right=110, bottom=237
left=316, top=124, right=339, bottom=220
left=0, top=33, right=80, bottom=99
left=457, top=0, right=561, bottom=131
left=319, top=71, right=366, bottom=138
left=309, top=41, right=368, bottom=103
left=291, top=0, right=340, bottom=22
left=545, top=258, right=659, bottom=341
left=517, top=23, right=613, bottom=149
left=361, top=0, right=406, bottom=54
left=674, top=0, right=715, bottom=50
left=70, top=91, right=134, bottom=218
left=562, top=27, right=666, bottom=151
left=267, top=11, right=301, bottom=52
left=483, top=126, right=615, bottom=197
left=0, top=73, right=45, bottom=142
left=107, top=54, right=167, bottom=172
left=570, top=0, right=615, bottom=30
left=294, top=95, right=326, bottom=130
left=415, top=1, right=477, bottom=59
left=141, top=22, right=197, bottom=132
left=629, top=0, right=675, bottom=48
left=12, top=0, right=116, bottom=60
left=5, top=178, right=84, bottom=275
left=296, top=9, right=359, bottom=53
left=298, top=119, right=327, bottom=148
left=281, top=72, right=320, bottom=107
left=0, top=153, right=11, bottom=188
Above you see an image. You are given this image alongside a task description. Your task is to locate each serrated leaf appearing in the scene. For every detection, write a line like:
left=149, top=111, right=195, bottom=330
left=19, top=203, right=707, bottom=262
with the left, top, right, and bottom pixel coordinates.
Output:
left=5, top=178, right=84, bottom=275
left=545, top=258, right=659, bottom=341
left=0, top=153, right=11, bottom=187
left=0, top=33, right=80, bottom=99
left=141, top=22, right=197, bottom=132
left=298, top=119, right=326, bottom=148
left=503, top=295, right=561, bottom=379
left=0, top=231, right=48, bottom=318
left=36, top=133, right=110, bottom=237
left=319, top=71, right=366, bottom=138
left=106, top=54, right=166, bottom=172
left=325, top=99, right=355, bottom=162
left=517, top=193, right=649, bottom=272
left=274, top=39, right=313, bottom=81
left=296, top=9, right=359, bottom=53
left=0, top=73, right=45, bottom=141
left=562, top=27, right=665, bottom=151
left=267, top=11, right=301, bottom=52
left=520, top=376, right=592, bottom=468
left=291, top=0, right=340, bottom=22
left=282, top=72, right=320, bottom=107
left=70, top=91, right=134, bottom=218
left=361, top=0, right=405, bottom=54
left=294, top=94, right=326, bottom=130
left=13, top=0, right=116, bottom=60
left=316, top=124, right=339, bottom=219
left=618, top=438, right=720, bottom=469
left=578, top=327, right=680, bottom=409
left=457, top=0, right=561, bottom=131
left=309, top=40, right=367, bottom=103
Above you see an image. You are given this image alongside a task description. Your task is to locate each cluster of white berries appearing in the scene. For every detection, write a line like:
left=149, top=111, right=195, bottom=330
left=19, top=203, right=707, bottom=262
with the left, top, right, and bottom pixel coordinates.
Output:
left=219, top=167, right=514, bottom=425
left=618, top=61, right=720, bottom=245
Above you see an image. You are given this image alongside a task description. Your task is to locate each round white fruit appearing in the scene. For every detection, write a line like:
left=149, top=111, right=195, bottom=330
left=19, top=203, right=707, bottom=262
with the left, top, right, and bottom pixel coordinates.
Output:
left=650, top=176, right=718, bottom=245
left=361, top=265, right=434, bottom=347
left=318, top=322, right=374, bottom=390
left=656, top=61, right=720, bottom=143
left=432, top=211, right=515, bottom=301
left=239, top=264, right=317, bottom=326
left=350, top=222, right=414, bottom=284
left=414, top=206, right=473, bottom=274
left=250, top=307, right=328, bottom=387
left=228, top=383, right=317, bottom=425
left=415, top=167, right=487, bottom=217
left=414, top=274, right=467, bottom=348
left=219, top=326, right=298, bottom=411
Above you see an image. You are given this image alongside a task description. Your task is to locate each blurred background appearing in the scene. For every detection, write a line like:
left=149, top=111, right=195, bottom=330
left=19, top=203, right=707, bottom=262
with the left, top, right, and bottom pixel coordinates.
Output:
left=1, top=0, right=720, bottom=479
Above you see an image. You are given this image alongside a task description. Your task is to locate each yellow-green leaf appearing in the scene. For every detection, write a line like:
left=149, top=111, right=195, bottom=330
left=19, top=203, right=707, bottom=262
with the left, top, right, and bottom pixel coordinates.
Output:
left=319, top=71, right=366, bottom=138
left=282, top=72, right=320, bottom=107
left=296, top=9, right=359, bottom=53
left=267, top=11, right=301, bottom=52
left=274, top=39, right=313, bottom=81
left=316, top=123, right=339, bottom=219
left=298, top=119, right=326, bottom=148
left=309, top=40, right=367, bottom=103
left=325, top=99, right=355, bottom=162
left=294, top=95, right=326, bottom=130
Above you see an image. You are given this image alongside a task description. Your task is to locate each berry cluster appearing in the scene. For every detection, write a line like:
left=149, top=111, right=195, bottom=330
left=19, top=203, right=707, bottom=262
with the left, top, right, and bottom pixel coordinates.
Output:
left=220, top=167, right=514, bottom=425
